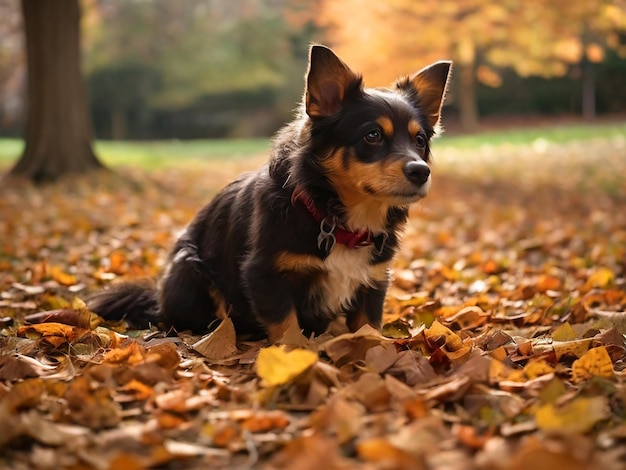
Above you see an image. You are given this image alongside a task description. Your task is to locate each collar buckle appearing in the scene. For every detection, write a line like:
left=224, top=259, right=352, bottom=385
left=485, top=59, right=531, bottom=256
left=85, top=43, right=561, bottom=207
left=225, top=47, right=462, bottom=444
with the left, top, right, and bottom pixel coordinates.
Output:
left=317, top=216, right=337, bottom=256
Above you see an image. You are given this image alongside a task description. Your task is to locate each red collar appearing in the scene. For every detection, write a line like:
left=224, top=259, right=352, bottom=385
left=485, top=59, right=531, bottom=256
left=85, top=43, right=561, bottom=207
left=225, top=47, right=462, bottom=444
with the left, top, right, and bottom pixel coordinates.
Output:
left=291, top=186, right=376, bottom=253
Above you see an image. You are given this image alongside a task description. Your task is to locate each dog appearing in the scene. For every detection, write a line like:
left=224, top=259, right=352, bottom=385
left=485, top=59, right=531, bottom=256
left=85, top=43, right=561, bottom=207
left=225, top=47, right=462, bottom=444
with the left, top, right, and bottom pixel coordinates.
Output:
left=88, top=45, right=451, bottom=343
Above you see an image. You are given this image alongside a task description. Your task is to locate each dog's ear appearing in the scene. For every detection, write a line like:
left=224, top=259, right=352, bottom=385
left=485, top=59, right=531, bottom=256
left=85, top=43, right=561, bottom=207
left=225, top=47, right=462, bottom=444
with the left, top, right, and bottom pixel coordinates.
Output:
left=401, top=61, right=452, bottom=129
left=305, top=45, right=362, bottom=118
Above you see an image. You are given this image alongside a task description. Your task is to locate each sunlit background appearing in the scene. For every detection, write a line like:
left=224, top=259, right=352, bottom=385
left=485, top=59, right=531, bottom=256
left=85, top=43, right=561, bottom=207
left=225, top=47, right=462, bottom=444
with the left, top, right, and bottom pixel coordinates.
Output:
left=0, top=0, right=625, bottom=140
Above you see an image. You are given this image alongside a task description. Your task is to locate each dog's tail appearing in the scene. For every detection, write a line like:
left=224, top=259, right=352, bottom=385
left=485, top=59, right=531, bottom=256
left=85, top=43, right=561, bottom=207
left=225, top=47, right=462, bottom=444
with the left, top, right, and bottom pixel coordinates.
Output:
left=87, top=281, right=162, bottom=329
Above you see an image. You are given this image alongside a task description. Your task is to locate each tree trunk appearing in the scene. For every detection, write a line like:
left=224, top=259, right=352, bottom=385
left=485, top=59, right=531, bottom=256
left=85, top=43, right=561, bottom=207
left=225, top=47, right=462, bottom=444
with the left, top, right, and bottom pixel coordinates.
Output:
left=10, top=0, right=103, bottom=183
left=581, top=59, right=596, bottom=121
left=111, top=108, right=127, bottom=141
left=456, top=61, right=479, bottom=133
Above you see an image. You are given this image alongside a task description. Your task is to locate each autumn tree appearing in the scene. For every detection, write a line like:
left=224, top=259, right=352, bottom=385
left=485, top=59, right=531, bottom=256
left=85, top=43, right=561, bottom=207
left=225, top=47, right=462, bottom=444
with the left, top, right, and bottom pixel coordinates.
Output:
left=319, top=0, right=626, bottom=130
left=10, top=0, right=102, bottom=183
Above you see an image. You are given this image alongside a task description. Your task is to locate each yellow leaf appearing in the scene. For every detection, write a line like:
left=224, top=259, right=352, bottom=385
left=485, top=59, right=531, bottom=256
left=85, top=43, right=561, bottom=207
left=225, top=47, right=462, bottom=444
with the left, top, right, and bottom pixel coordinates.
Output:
left=583, top=267, right=614, bottom=291
left=424, top=320, right=459, bottom=349
left=552, top=338, right=592, bottom=360
left=256, top=346, right=317, bottom=387
left=535, top=396, right=609, bottom=433
left=551, top=322, right=578, bottom=342
left=524, top=359, right=554, bottom=380
left=571, top=346, right=614, bottom=382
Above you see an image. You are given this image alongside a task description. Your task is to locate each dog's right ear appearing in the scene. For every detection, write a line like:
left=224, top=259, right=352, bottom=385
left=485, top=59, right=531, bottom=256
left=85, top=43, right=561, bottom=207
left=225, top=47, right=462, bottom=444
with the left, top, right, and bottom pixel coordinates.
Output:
left=305, top=45, right=362, bottom=118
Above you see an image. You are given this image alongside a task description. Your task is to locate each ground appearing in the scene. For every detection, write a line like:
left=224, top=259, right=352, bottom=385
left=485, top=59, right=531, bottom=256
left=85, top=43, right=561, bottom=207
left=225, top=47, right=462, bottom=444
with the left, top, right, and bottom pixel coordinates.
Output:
left=0, top=128, right=625, bottom=469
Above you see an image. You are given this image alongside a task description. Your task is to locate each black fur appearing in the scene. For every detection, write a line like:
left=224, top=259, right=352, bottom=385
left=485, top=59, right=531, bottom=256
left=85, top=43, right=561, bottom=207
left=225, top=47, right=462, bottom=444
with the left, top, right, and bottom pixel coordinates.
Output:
left=88, top=46, right=451, bottom=341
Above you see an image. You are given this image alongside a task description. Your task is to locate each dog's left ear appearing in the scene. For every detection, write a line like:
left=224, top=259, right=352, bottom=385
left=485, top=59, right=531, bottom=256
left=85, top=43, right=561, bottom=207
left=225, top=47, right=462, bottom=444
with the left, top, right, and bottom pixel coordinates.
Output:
left=400, top=61, right=452, bottom=129
left=305, top=45, right=362, bottom=118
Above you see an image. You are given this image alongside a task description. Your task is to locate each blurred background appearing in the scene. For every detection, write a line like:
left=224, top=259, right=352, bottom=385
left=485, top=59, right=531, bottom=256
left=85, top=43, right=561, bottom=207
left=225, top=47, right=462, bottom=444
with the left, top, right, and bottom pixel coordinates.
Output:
left=0, top=0, right=625, bottom=141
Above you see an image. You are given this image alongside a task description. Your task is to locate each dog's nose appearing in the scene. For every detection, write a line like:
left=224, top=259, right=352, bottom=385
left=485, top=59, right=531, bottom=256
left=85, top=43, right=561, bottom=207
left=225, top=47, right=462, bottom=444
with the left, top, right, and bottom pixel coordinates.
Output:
left=403, top=160, right=430, bottom=186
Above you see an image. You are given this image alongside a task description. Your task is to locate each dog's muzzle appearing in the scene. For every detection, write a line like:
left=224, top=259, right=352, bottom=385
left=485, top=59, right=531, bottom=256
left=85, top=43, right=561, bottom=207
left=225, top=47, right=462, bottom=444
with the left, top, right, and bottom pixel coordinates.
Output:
left=403, top=160, right=430, bottom=186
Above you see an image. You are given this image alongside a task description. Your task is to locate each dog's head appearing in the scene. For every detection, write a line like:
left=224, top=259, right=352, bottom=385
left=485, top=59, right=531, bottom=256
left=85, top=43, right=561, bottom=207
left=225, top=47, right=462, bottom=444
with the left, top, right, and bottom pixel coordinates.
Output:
left=304, top=45, right=451, bottom=211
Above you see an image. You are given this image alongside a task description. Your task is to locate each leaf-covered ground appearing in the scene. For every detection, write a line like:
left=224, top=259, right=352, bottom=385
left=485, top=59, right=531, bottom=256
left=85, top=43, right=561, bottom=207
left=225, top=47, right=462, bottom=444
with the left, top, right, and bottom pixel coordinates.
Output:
left=1, top=134, right=625, bottom=469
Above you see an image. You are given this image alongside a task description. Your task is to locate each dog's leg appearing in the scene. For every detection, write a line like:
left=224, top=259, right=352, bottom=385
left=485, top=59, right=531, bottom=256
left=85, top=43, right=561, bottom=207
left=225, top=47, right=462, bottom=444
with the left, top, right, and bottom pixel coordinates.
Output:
left=160, top=244, right=219, bottom=333
left=242, top=258, right=304, bottom=343
left=346, top=283, right=387, bottom=333
left=265, top=309, right=301, bottom=344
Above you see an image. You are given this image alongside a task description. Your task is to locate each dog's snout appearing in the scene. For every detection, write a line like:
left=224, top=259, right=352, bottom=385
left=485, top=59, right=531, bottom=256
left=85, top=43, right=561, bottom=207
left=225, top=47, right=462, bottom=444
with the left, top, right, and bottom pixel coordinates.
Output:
left=403, top=160, right=430, bottom=186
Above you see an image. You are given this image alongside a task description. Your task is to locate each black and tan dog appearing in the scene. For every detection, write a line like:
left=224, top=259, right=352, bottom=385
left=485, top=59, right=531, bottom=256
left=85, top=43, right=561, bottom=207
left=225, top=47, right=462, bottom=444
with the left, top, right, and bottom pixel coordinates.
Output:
left=89, top=45, right=451, bottom=343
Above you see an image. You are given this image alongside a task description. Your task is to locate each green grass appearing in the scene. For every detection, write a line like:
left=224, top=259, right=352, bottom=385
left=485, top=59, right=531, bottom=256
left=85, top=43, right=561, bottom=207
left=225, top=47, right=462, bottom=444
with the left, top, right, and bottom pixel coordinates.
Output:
left=436, top=121, right=626, bottom=149
left=1, top=121, right=624, bottom=169
left=0, top=138, right=271, bottom=170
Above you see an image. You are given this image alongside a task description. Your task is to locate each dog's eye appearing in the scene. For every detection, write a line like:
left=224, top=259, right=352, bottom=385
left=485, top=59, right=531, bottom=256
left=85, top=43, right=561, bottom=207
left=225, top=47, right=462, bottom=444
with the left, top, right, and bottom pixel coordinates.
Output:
left=364, top=129, right=383, bottom=144
left=415, top=134, right=427, bottom=150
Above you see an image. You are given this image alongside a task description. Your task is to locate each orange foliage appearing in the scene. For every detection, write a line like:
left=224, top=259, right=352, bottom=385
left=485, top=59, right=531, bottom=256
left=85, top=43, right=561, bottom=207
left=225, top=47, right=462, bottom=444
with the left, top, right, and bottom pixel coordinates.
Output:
left=317, top=0, right=626, bottom=83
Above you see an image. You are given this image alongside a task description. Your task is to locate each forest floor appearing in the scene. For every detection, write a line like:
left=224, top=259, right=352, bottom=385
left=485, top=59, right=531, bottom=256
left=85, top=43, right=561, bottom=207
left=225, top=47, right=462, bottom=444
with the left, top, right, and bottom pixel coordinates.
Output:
left=0, top=130, right=625, bottom=469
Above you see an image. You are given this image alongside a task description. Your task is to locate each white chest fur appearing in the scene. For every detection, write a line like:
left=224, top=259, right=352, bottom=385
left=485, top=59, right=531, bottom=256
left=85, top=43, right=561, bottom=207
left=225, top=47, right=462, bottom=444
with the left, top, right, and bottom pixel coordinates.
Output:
left=313, top=245, right=378, bottom=316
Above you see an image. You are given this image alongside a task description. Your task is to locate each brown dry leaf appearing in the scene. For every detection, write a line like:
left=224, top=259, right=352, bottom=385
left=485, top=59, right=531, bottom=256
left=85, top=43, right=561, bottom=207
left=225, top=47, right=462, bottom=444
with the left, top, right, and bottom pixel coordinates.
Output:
left=269, top=434, right=350, bottom=469
left=17, top=322, right=89, bottom=348
left=310, top=396, right=364, bottom=445
left=364, top=342, right=398, bottom=373
left=154, top=388, right=193, bottom=413
left=192, top=317, right=237, bottom=361
left=507, top=436, right=588, bottom=470
left=145, top=341, right=181, bottom=369
left=441, top=305, right=490, bottom=330
left=345, top=372, right=391, bottom=412
left=65, top=375, right=121, bottom=429
left=321, top=324, right=391, bottom=366
left=0, top=354, right=52, bottom=380
left=0, top=378, right=45, bottom=412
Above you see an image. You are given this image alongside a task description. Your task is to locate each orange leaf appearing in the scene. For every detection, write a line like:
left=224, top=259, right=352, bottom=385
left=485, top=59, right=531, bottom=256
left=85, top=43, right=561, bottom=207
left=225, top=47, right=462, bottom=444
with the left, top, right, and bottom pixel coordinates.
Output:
left=117, top=379, right=154, bottom=402
left=49, top=265, right=77, bottom=286
left=241, top=410, right=290, bottom=433
left=356, top=437, right=419, bottom=469
left=103, top=341, right=146, bottom=365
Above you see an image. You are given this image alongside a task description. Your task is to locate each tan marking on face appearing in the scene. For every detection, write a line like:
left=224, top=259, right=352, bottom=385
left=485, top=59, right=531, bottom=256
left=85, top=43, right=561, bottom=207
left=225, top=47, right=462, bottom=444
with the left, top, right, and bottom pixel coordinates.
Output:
left=265, top=310, right=301, bottom=344
left=322, top=148, right=422, bottom=230
left=408, top=119, right=421, bottom=137
left=376, top=116, right=394, bottom=138
left=275, top=251, right=324, bottom=273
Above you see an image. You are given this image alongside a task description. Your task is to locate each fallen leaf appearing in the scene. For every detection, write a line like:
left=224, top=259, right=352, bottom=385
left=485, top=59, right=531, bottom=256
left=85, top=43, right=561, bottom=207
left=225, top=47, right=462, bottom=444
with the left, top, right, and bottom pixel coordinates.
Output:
left=535, top=396, right=610, bottom=433
left=356, top=437, right=423, bottom=470
left=571, top=346, right=614, bottom=382
left=256, top=346, right=317, bottom=387
left=241, top=410, right=290, bottom=432
left=192, top=317, right=237, bottom=361
left=582, top=267, right=614, bottom=292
